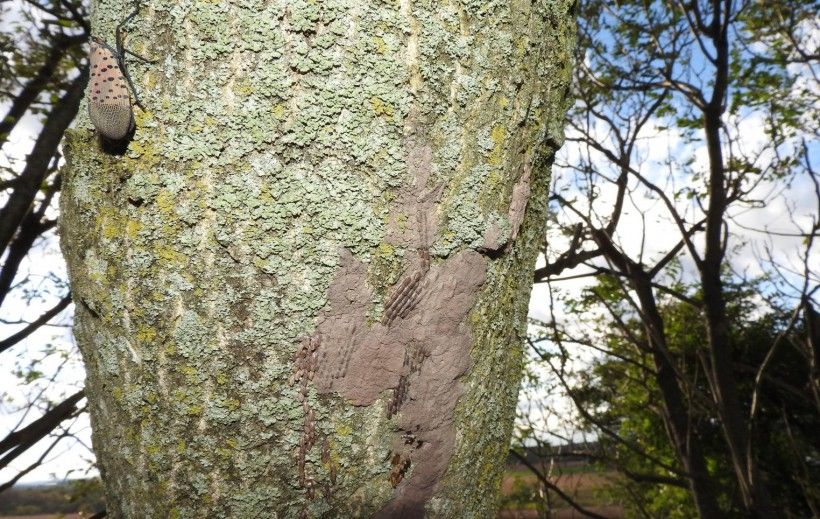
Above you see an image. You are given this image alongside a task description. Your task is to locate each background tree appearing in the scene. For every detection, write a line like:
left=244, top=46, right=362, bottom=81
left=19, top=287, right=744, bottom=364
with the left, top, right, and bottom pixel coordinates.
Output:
left=0, top=0, right=91, bottom=492
left=58, top=0, right=576, bottom=516
left=517, top=0, right=819, bottom=517
left=525, top=278, right=819, bottom=517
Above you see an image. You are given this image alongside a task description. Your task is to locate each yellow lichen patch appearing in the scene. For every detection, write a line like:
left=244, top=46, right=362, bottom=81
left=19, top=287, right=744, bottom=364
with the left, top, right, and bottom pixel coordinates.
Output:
left=485, top=170, right=503, bottom=193
left=163, top=342, right=177, bottom=356
left=133, top=108, right=152, bottom=128
left=126, top=218, right=142, bottom=240
left=368, top=241, right=404, bottom=288
left=136, top=325, right=157, bottom=344
left=155, top=189, right=177, bottom=217
left=87, top=266, right=105, bottom=285
left=335, top=423, right=352, bottom=437
left=149, top=290, right=166, bottom=302
left=146, top=443, right=162, bottom=457
left=232, top=80, right=254, bottom=97
left=225, top=398, right=240, bottom=411
left=376, top=242, right=395, bottom=257
left=258, top=184, right=276, bottom=204
left=156, top=245, right=187, bottom=265
left=394, top=212, right=408, bottom=231
left=489, top=124, right=506, bottom=166
left=370, top=96, right=394, bottom=118
left=372, top=35, right=387, bottom=54
left=176, top=440, right=186, bottom=454
left=217, top=446, right=232, bottom=458
left=497, top=96, right=509, bottom=108
left=179, top=365, right=199, bottom=381
left=215, top=372, right=228, bottom=385
left=99, top=209, right=124, bottom=240
left=516, top=36, right=529, bottom=55
left=272, top=103, right=286, bottom=119
left=144, top=70, right=158, bottom=89
left=112, top=387, right=124, bottom=402
left=322, top=439, right=341, bottom=469
left=127, top=138, right=157, bottom=166
left=252, top=257, right=269, bottom=271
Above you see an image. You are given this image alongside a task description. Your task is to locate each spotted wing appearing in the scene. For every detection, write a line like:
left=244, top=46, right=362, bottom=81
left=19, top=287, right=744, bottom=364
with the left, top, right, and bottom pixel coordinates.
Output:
left=88, top=39, right=133, bottom=140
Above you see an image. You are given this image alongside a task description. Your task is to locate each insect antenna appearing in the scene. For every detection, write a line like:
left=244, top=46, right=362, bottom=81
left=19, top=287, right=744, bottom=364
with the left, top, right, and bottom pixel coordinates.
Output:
left=122, top=48, right=156, bottom=64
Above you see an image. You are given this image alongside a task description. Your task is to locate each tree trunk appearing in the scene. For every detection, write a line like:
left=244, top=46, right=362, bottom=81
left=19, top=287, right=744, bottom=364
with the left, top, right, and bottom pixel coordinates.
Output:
left=60, top=1, right=575, bottom=516
left=591, top=230, right=722, bottom=517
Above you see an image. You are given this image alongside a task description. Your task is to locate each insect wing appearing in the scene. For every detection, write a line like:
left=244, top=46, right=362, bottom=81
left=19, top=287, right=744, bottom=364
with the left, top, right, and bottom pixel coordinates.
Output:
left=88, top=39, right=133, bottom=140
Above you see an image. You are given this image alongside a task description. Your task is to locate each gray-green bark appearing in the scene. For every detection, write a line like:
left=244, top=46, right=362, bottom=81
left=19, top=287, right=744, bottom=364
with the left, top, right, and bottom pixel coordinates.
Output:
left=60, top=0, right=575, bottom=516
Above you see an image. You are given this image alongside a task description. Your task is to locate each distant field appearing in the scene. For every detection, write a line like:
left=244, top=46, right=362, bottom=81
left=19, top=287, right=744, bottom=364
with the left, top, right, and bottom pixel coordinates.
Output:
left=499, top=466, right=624, bottom=518
left=499, top=506, right=624, bottom=518
left=0, top=480, right=104, bottom=518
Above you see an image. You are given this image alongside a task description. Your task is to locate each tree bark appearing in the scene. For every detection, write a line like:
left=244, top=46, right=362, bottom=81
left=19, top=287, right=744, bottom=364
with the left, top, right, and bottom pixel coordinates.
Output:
left=60, top=1, right=575, bottom=516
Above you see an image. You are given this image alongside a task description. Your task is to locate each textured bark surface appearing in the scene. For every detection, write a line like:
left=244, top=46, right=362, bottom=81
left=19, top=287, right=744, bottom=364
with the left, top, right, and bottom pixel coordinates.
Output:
left=60, top=0, right=575, bottom=517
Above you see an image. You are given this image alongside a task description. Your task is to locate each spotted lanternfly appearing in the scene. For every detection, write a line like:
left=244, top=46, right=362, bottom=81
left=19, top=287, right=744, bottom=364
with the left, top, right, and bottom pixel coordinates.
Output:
left=88, top=5, right=152, bottom=141
left=88, top=37, right=135, bottom=140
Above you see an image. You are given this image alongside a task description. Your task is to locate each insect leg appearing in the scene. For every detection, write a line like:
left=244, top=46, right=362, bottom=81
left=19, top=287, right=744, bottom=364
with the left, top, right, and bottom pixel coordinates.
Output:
left=122, top=48, right=157, bottom=64
left=114, top=1, right=155, bottom=111
left=115, top=1, right=157, bottom=62
left=115, top=2, right=141, bottom=57
left=119, top=48, right=156, bottom=109
left=119, top=61, right=146, bottom=111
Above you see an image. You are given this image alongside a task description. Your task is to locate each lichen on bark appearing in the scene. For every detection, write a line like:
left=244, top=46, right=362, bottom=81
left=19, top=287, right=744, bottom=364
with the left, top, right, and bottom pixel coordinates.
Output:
left=60, top=0, right=575, bottom=516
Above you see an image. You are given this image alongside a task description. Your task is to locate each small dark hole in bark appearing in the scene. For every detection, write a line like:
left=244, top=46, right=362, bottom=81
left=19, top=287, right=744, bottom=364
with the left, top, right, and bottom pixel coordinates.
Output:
left=477, top=245, right=506, bottom=260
